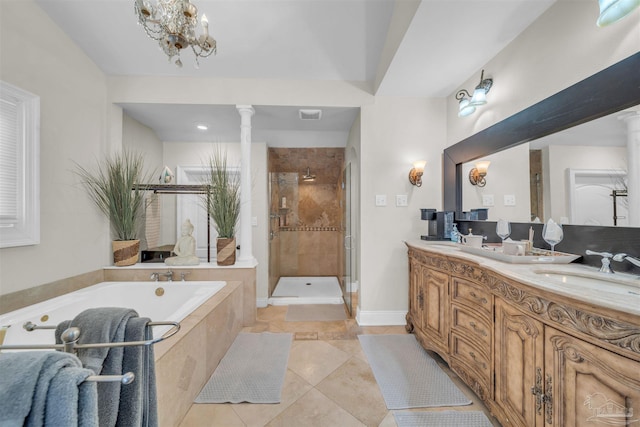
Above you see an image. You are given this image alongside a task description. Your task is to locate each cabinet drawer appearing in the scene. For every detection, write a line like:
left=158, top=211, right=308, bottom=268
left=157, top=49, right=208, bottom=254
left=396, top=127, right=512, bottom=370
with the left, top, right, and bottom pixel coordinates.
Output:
left=451, top=304, right=492, bottom=349
left=451, top=277, right=491, bottom=317
left=451, top=332, right=491, bottom=386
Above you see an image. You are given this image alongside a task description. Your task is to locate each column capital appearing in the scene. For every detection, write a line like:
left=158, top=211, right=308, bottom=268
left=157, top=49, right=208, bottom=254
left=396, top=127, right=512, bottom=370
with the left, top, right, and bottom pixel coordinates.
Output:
left=236, top=105, right=255, bottom=116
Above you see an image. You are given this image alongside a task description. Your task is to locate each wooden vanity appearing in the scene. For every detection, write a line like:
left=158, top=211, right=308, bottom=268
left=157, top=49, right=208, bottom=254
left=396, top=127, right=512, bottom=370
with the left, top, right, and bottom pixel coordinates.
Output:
left=405, top=241, right=640, bottom=427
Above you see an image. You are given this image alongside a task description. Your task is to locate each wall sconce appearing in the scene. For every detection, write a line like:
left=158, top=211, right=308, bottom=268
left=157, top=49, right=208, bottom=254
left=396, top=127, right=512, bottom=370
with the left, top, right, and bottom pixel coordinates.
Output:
left=409, top=160, right=426, bottom=187
left=455, top=70, right=493, bottom=117
left=597, top=0, right=640, bottom=26
left=469, top=161, right=490, bottom=187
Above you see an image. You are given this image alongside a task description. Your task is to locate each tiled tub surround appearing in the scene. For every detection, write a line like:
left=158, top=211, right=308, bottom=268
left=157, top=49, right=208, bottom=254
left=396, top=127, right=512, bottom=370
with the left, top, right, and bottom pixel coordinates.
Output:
left=154, top=281, right=243, bottom=426
left=0, top=279, right=244, bottom=427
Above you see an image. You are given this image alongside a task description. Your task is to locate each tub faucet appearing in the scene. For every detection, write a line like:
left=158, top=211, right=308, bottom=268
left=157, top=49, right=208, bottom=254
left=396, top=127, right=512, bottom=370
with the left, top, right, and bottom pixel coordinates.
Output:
left=585, top=250, right=614, bottom=274
left=613, top=253, right=640, bottom=278
left=160, top=270, right=174, bottom=282
left=150, top=272, right=160, bottom=282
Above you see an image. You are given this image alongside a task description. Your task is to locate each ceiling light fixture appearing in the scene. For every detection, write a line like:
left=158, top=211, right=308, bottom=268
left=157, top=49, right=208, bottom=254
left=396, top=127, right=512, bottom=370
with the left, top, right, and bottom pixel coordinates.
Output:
left=196, top=124, right=208, bottom=130
left=455, top=70, right=493, bottom=118
left=597, top=0, right=640, bottom=26
left=134, top=0, right=217, bottom=68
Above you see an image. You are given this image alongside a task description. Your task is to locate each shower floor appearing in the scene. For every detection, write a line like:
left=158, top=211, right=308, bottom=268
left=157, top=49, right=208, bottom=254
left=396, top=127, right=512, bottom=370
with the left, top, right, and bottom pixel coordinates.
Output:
left=269, top=276, right=343, bottom=305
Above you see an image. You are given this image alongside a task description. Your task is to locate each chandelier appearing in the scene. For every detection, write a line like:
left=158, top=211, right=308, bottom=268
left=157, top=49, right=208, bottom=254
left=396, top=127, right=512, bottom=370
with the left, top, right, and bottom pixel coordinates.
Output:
left=134, top=0, right=217, bottom=68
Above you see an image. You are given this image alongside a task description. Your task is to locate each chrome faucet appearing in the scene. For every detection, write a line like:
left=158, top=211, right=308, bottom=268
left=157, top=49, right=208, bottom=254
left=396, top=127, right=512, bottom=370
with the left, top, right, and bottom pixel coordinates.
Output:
left=585, top=250, right=614, bottom=274
left=160, top=270, right=174, bottom=282
left=150, top=272, right=160, bottom=282
left=613, top=253, right=640, bottom=277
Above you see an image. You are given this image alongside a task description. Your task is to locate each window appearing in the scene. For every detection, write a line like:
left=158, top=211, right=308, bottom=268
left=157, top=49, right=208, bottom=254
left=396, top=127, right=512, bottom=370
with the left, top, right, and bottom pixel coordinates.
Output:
left=0, top=81, right=40, bottom=248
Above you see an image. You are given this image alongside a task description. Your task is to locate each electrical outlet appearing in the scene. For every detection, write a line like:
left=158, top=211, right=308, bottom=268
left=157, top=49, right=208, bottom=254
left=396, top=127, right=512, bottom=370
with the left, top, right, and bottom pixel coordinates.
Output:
left=375, top=195, right=387, bottom=206
left=482, top=195, right=494, bottom=207
left=252, top=216, right=258, bottom=226
left=504, top=194, right=516, bottom=206
left=396, top=195, right=408, bottom=207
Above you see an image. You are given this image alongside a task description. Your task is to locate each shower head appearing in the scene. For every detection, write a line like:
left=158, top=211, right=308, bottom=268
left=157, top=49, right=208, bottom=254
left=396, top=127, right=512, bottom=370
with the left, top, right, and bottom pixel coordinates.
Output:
left=302, top=167, right=316, bottom=182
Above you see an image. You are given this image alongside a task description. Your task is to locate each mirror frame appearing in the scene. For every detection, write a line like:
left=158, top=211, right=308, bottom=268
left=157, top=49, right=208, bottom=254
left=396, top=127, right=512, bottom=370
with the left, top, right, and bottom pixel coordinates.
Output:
left=443, top=52, right=640, bottom=219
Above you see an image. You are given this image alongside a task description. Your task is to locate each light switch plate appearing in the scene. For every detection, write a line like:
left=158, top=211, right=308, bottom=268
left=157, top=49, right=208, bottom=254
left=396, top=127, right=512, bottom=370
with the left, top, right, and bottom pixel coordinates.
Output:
left=251, top=216, right=258, bottom=226
left=375, top=195, right=387, bottom=206
left=396, top=195, right=408, bottom=207
left=482, top=195, right=494, bottom=207
left=504, top=194, right=516, bottom=206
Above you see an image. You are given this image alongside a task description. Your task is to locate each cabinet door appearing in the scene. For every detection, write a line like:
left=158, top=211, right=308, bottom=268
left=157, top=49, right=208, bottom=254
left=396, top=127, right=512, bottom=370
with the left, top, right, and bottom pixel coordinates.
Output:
left=545, top=327, right=640, bottom=427
left=422, top=267, right=450, bottom=354
left=408, top=257, right=424, bottom=331
left=495, top=298, right=545, bottom=427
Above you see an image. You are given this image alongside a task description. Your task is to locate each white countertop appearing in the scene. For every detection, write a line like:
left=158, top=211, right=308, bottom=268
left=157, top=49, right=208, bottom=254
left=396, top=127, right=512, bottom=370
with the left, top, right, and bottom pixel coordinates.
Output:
left=405, top=240, right=640, bottom=318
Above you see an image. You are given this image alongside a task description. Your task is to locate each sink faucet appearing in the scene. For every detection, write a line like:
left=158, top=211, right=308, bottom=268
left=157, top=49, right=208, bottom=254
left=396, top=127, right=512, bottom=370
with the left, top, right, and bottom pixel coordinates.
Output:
left=585, top=250, right=614, bottom=274
left=613, top=253, right=640, bottom=277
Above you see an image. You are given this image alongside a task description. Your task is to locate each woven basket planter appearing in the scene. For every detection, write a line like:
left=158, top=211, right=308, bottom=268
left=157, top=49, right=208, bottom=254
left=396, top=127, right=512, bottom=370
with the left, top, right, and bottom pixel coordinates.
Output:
left=112, top=239, right=140, bottom=266
left=216, top=237, right=236, bottom=266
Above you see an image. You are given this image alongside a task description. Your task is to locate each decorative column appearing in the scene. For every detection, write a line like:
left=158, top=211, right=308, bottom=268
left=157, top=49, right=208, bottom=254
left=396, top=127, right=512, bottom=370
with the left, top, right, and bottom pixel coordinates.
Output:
left=621, top=109, right=640, bottom=227
left=237, top=105, right=255, bottom=261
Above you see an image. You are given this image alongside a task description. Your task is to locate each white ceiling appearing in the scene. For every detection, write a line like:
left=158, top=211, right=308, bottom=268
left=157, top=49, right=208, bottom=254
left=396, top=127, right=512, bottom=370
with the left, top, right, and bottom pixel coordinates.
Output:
left=35, top=0, right=558, bottom=145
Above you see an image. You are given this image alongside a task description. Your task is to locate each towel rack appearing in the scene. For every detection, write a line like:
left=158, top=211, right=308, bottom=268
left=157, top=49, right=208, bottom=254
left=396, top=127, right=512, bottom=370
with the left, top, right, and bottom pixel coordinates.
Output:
left=0, top=321, right=180, bottom=384
left=1, top=321, right=180, bottom=352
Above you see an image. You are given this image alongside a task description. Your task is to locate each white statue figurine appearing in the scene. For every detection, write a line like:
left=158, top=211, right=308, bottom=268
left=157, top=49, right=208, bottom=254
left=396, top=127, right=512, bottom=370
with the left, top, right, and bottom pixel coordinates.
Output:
left=165, top=219, right=200, bottom=266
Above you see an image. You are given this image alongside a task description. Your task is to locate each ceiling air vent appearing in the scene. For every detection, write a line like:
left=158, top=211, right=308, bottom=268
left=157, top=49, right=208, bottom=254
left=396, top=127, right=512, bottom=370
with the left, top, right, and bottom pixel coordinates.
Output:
left=299, top=109, right=322, bottom=120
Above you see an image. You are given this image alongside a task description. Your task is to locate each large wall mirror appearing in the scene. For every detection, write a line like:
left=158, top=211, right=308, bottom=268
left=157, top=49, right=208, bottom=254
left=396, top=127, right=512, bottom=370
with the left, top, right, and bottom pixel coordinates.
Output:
left=444, top=52, right=640, bottom=229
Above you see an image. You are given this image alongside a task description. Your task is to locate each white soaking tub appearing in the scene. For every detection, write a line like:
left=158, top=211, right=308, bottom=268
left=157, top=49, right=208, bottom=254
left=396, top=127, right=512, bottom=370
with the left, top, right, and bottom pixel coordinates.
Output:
left=0, top=281, right=226, bottom=347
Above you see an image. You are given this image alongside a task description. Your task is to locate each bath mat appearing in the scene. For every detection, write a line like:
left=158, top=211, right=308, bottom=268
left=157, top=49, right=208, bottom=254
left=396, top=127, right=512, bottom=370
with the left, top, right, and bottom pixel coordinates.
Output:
left=358, top=334, right=472, bottom=409
left=194, top=332, right=292, bottom=404
left=285, top=304, right=347, bottom=322
left=393, top=410, right=494, bottom=427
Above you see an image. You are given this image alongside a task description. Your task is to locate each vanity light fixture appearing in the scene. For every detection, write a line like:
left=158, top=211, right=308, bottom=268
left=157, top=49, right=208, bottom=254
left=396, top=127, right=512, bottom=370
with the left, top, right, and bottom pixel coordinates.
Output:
left=409, top=160, right=426, bottom=187
left=455, top=70, right=493, bottom=117
left=469, top=160, right=490, bottom=187
left=597, top=0, right=640, bottom=26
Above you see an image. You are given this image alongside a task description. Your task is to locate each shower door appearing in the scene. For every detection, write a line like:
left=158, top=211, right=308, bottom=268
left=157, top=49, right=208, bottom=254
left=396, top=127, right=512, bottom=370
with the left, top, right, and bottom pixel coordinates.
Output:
left=342, top=163, right=353, bottom=315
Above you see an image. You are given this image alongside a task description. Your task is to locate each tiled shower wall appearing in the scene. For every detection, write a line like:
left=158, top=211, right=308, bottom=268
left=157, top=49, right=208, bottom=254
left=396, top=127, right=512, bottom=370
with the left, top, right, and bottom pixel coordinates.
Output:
left=268, top=148, right=345, bottom=295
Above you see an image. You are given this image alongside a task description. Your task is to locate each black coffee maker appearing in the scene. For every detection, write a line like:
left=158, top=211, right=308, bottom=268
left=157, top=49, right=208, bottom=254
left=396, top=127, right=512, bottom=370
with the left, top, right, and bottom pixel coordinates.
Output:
left=420, top=209, right=454, bottom=240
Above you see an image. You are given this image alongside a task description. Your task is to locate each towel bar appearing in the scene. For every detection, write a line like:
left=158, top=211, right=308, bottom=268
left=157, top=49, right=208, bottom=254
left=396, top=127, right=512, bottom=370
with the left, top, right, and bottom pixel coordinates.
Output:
left=0, top=320, right=181, bottom=352
left=86, top=372, right=135, bottom=384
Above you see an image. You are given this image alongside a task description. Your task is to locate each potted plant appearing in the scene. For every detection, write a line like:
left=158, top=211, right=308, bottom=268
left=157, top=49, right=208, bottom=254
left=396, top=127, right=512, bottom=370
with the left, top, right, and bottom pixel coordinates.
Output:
left=203, top=149, right=240, bottom=266
left=74, top=149, right=153, bottom=266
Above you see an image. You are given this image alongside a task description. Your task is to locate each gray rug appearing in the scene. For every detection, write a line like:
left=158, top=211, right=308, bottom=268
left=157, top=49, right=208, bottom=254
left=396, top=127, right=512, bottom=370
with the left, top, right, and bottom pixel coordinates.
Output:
left=358, top=334, right=472, bottom=409
left=195, top=332, right=292, bottom=404
left=393, top=411, right=494, bottom=427
left=285, top=304, right=347, bottom=322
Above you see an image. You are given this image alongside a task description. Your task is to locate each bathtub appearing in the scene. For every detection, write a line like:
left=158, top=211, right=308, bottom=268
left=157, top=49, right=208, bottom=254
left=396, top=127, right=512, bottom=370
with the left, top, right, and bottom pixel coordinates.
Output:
left=0, top=279, right=244, bottom=426
left=0, top=281, right=226, bottom=347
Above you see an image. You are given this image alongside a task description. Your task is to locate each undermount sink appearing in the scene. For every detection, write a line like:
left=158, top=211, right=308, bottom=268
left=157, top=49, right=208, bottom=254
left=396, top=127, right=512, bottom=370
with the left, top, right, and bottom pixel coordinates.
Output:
left=534, top=270, right=640, bottom=296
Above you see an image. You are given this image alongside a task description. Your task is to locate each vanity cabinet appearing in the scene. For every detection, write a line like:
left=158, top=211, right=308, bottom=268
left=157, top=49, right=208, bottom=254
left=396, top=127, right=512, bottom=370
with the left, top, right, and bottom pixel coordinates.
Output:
left=407, top=249, right=450, bottom=358
left=406, top=243, right=640, bottom=427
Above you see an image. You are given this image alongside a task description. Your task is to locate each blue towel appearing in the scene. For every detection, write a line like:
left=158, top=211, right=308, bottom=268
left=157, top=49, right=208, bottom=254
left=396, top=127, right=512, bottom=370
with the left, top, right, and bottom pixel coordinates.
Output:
left=56, top=308, right=158, bottom=427
left=0, top=351, right=97, bottom=427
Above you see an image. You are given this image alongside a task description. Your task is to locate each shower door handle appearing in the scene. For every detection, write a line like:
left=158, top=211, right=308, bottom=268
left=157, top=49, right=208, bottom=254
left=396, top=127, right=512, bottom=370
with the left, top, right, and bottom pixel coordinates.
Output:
left=344, top=235, right=352, bottom=250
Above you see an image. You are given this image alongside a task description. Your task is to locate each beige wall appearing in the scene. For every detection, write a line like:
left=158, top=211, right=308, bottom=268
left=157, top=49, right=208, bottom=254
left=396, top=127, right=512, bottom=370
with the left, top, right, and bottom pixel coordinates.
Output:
left=462, top=144, right=531, bottom=222
left=446, top=0, right=640, bottom=145
left=0, top=0, right=110, bottom=295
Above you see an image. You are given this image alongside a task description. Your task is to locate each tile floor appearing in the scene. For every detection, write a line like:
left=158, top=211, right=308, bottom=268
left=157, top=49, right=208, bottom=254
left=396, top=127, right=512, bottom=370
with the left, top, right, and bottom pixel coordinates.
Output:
left=178, top=304, right=502, bottom=427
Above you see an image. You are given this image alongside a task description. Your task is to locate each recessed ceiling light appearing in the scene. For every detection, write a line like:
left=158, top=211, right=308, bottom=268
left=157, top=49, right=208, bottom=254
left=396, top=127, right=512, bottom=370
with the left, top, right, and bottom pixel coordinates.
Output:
left=197, top=124, right=208, bottom=130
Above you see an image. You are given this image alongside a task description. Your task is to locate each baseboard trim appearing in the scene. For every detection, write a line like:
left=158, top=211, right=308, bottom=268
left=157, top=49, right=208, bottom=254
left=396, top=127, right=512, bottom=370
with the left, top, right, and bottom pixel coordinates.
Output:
left=356, top=308, right=407, bottom=326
